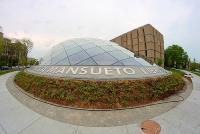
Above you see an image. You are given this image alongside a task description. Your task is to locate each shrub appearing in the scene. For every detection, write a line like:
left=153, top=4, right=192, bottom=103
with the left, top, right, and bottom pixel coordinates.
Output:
left=14, top=71, right=185, bottom=109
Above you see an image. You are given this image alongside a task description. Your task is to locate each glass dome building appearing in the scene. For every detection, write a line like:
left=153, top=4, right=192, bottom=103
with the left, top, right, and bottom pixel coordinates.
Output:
left=28, top=38, right=169, bottom=80
left=37, top=38, right=153, bottom=66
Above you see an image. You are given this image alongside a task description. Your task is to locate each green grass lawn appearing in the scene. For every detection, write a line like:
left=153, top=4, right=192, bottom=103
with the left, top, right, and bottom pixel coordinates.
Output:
left=186, top=70, right=200, bottom=76
left=0, top=70, right=15, bottom=76
left=166, top=68, right=200, bottom=77
left=165, top=68, right=184, bottom=76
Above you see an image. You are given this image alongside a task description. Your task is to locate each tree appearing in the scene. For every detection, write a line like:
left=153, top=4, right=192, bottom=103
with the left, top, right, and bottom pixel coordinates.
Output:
left=21, top=38, right=33, bottom=66
left=190, top=58, right=198, bottom=70
left=164, top=44, right=188, bottom=68
left=157, top=58, right=163, bottom=67
left=0, top=25, right=2, bottom=32
left=0, top=26, right=4, bottom=63
left=167, top=56, right=172, bottom=67
left=27, top=57, right=36, bottom=66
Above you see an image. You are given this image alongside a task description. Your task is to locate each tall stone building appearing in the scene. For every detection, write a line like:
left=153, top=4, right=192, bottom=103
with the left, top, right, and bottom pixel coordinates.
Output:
left=110, top=24, right=164, bottom=66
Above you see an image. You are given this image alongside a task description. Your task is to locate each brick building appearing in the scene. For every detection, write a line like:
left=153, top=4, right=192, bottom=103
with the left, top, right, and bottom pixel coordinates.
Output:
left=110, top=24, right=164, bottom=67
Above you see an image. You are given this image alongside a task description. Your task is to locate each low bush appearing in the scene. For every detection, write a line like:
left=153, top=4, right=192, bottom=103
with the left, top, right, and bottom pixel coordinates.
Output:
left=14, top=71, right=185, bottom=109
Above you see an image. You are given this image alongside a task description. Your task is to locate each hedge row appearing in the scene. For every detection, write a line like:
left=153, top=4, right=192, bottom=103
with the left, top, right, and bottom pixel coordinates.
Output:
left=14, top=71, right=185, bottom=109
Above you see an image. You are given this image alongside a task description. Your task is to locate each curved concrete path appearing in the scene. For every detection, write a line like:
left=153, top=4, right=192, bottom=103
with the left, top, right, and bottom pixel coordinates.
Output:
left=0, top=71, right=200, bottom=134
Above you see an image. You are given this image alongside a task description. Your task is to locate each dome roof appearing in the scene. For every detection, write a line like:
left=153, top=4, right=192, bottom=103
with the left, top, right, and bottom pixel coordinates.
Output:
left=37, top=38, right=152, bottom=66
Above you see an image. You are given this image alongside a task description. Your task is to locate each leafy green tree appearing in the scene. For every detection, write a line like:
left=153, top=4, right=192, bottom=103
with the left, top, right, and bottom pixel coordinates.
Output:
left=0, top=25, right=2, bottom=32
left=0, top=26, right=30, bottom=67
left=21, top=38, right=33, bottom=66
left=157, top=58, right=163, bottom=67
left=27, top=58, right=36, bottom=66
left=190, top=58, right=198, bottom=70
left=164, top=44, right=188, bottom=68
left=0, top=26, right=4, bottom=63
left=167, top=56, right=172, bottom=67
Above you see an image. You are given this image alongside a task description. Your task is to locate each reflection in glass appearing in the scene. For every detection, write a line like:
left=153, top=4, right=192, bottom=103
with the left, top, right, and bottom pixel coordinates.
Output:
left=52, top=52, right=67, bottom=64
left=85, top=47, right=105, bottom=57
left=112, top=62, right=124, bottom=65
left=52, top=44, right=64, bottom=52
left=81, top=43, right=96, bottom=49
left=76, top=58, right=97, bottom=65
left=109, top=51, right=129, bottom=60
left=74, top=40, right=90, bottom=46
left=92, top=53, right=117, bottom=65
left=44, top=60, right=51, bottom=65
left=134, top=57, right=152, bottom=66
left=52, top=48, right=65, bottom=58
left=100, top=46, right=118, bottom=52
left=56, top=57, right=70, bottom=65
left=68, top=51, right=90, bottom=65
left=113, top=45, right=127, bottom=51
left=37, top=38, right=153, bottom=66
left=66, top=46, right=83, bottom=56
left=120, top=58, right=141, bottom=66
left=64, top=44, right=78, bottom=50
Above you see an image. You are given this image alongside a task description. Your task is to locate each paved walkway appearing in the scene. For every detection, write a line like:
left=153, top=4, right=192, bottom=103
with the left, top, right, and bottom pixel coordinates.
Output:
left=0, top=71, right=200, bottom=134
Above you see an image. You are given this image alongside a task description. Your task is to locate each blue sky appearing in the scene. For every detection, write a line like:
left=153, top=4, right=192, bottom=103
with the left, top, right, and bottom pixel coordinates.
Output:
left=0, top=0, right=200, bottom=62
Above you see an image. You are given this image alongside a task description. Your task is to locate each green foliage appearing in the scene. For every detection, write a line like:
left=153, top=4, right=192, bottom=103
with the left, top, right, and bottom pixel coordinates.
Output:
left=27, top=58, right=36, bottom=65
left=14, top=71, right=185, bottom=109
left=0, top=26, right=33, bottom=67
left=190, top=58, right=198, bottom=70
left=164, top=44, right=188, bottom=68
left=21, top=38, right=33, bottom=66
left=167, top=57, right=172, bottom=67
left=157, top=58, right=163, bottom=66
left=165, top=68, right=184, bottom=76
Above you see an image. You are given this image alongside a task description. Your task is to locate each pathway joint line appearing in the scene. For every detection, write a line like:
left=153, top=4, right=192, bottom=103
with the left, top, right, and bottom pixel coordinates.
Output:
left=74, top=126, right=79, bottom=134
left=126, top=125, right=130, bottom=134
left=0, top=123, right=7, bottom=134
left=17, top=116, right=43, bottom=134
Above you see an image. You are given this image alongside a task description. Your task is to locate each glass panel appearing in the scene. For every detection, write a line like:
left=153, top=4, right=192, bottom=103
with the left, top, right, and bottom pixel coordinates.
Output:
left=122, top=50, right=135, bottom=57
left=85, top=47, right=105, bottom=56
left=109, top=51, right=129, bottom=60
left=44, top=60, right=51, bottom=65
left=76, top=58, right=97, bottom=65
left=51, top=52, right=67, bottom=65
left=92, top=53, right=117, bottom=65
left=43, top=50, right=52, bottom=58
left=74, top=40, right=90, bottom=45
left=86, top=38, right=100, bottom=41
left=56, top=57, right=70, bottom=65
left=112, top=61, right=124, bottom=65
left=53, top=44, right=64, bottom=52
left=52, top=48, right=65, bottom=57
left=40, top=56, right=51, bottom=65
left=113, top=45, right=127, bottom=51
left=64, top=44, right=78, bottom=50
left=100, top=46, right=118, bottom=52
left=120, top=58, right=141, bottom=66
left=108, top=42, right=119, bottom=46
left=94, top=42, right=107, bottom=46
left=68, top=51, right=90, bottom=65
left=72, top=38, right=83, bottom=41
left=81, top=43, right=96, bottom=49
left=63, top=42, right=77, bottom=47
left=67, top=46, right=83, bottom=56
left=134, top=57, right=152, bottom=66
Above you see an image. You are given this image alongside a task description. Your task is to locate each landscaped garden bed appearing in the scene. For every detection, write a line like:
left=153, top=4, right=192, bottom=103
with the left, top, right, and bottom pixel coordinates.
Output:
left=14, top=71, right=185, bottom=109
